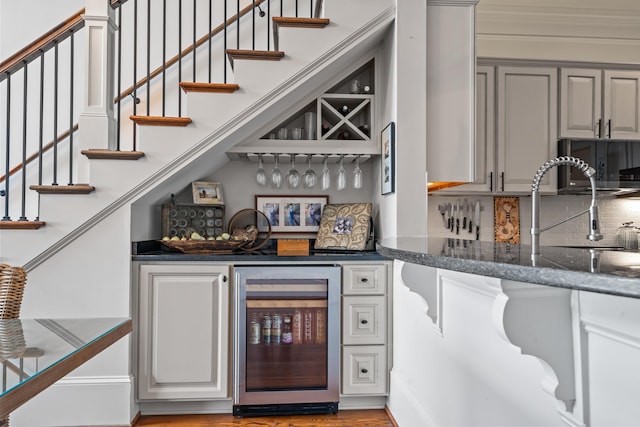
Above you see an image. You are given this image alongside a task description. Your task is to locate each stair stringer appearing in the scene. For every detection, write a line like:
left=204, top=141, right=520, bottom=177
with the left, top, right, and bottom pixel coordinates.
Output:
left=1, top=0, right=396, bottom=270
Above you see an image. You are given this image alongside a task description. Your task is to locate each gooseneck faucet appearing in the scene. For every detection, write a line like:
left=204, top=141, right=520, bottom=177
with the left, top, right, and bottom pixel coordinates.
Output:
left=531, top=156, right=603, bottom=256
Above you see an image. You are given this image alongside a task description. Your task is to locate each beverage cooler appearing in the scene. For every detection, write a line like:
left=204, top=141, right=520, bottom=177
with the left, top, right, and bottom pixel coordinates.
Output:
left=233, top=265, right=340, bottom=417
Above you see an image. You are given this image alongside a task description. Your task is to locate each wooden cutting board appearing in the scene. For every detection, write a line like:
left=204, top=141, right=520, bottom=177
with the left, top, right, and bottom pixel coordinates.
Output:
left=494, top=197, right=520, bottom=244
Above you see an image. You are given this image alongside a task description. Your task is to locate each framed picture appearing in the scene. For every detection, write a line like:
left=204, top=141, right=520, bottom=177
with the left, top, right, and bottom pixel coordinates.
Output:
left=314, top=203, right=373, bottom=251
left=381, top=122, right=395, bottom=195
left=255, top=195, right=328, bottom=233
left=192, top=181, right=224, bottom=205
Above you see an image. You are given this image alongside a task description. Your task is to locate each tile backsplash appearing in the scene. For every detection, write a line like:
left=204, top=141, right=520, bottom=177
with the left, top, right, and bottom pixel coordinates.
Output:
left=428, top=194, right=640, bottom=247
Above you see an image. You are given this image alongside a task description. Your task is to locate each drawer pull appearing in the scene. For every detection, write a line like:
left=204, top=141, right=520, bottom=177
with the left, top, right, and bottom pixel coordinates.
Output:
left=361, top=368, right=368, bottom=374
left=360, top=319, right=368, bottom=324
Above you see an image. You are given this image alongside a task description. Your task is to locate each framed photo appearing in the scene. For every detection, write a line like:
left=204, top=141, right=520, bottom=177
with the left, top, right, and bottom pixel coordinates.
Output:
left=192, top=181, right=224, bottom=205
left=381, top=122, right=395, bottom=195
left=255, top=195, right=328, bottom=233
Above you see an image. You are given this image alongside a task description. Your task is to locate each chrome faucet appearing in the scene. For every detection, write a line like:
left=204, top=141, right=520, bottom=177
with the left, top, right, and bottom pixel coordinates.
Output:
left=531, top=156, right=603, bottom=256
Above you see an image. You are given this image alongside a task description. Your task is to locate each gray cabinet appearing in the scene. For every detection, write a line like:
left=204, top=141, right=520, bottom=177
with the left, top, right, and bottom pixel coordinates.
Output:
left=137, top=263, right=230, bottom=400
left=560, top=68, right=640, bottom=140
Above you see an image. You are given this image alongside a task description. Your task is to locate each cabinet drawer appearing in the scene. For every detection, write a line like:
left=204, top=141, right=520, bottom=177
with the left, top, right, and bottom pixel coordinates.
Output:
left=342, top=296, right=386, bottom=345
left=342, top=264, right=386, bottom=295
left=342, top=345, right=387, bottom=395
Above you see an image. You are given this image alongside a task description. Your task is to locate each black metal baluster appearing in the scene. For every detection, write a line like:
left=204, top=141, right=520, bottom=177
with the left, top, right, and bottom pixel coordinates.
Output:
left=178, top=0, right=183, bottom=117
left=117, top=6, right=122, bottom=151
left=132, top=0, right=138, bottom=151
left=224, top=0, right=227, bottom=83
left=2, top=73, right=11, bottom=221
left=193, top=0, right=196, bottom=82
left=252, top=1, right=256, bottom=50
left=237, top=0, right=240, bottom=49
left=295, top=0, right=299, bottom=17
left=162, top=0, right=167, bottom=116
left=310, top=0, right=313, bottom=18
left=20, top=62, right=28, bottom=220
left=146, top=0, right=151, bottom=116
left=68, top=31, right=75, bottom=186
left=267, top=0, right=271, bottom=50
left=52, top=41, right=59, bottom=186
left=38, top=52, right=45, bottom=186
left=208, top=0, right=212, bottom=83
left=280, top=0, right=283, bottom=17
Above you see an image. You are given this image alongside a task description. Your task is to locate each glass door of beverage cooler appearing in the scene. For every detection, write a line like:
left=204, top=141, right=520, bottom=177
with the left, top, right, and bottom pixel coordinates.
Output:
left=233, top=265, right=340, bottom=412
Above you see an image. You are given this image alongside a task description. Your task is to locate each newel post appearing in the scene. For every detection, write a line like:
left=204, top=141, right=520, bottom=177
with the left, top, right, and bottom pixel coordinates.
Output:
left=78, top=0, right=117, bottom=175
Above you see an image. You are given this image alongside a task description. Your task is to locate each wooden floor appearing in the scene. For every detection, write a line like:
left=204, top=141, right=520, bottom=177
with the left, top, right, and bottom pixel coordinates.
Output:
left=134, top=409, right=396, bottom=427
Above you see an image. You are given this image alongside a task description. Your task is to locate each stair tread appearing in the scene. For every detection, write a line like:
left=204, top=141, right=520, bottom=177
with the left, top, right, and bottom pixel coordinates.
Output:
left=81, top=149, right=145, bottom=160
left=30, top=184, right=95, bottom=194
left=0, top=220, right=46, bottom=230
left=179, top=82, right=240, bottom=93
left=130, top=116, right=192, bottom=126
left=272, top=17, right=330, bottom=28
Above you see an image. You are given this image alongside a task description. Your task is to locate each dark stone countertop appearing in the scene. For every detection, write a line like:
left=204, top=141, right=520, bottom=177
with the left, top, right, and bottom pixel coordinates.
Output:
left=377, top=237, right=640, bottom=299
left=132, top=240, right=388, bottom=263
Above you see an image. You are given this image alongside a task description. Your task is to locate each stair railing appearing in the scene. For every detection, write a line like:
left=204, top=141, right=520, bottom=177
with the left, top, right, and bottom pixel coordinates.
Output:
left=1, top=0, right=319, bottom=227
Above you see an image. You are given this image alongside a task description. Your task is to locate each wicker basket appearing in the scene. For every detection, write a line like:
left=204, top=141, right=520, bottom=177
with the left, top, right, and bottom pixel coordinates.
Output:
left=0, top=264, right=27, bottom=320
left=227, top=208, right=272, bottom=251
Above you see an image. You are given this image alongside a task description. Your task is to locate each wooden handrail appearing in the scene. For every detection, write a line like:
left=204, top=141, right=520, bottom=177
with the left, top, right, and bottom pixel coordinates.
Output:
left=0, top=2, right=126, bottom=81
left=117, top=0, right=265, bottom=102
left=1, top=0, right=264, bottom=185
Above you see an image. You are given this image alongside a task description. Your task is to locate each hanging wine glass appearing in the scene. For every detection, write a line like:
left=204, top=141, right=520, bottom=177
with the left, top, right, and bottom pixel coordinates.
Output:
left=353, top=155, right=362, bottom=189
left=336, top=155, right=346, bottom=191
left=286, top=154, right=301, bottom=189
left=303, top=155, right=317, bottom=188
left=271, top=154, right=282, bottom=188
left=256, top=153, right=267, bottom=186
left=321, top=155, right=331, bottom=191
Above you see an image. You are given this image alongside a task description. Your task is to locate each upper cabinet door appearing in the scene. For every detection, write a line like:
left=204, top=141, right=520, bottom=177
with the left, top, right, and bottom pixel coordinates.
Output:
left=497, top=67, right=558, bottom=194
left=559, top=68, right=602, bottom=139
left=438, top=65, right=495, bottom=193
left=604, top=70, right=640, bottom=140
left=426, top=1, right=476, bottom=183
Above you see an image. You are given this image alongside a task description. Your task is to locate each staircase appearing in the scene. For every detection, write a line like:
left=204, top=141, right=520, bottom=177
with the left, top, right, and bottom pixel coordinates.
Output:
left=1, top=0, right=395, bottom=269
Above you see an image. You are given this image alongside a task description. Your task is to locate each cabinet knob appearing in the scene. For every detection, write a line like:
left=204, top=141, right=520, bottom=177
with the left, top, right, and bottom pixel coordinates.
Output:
left=359, top=277, right=369, bottom=283
left=360, top=368, right=368, bottom=374
left=223, top=275, right=228, bottom=283
left=360, top=319, right=368, bottom=324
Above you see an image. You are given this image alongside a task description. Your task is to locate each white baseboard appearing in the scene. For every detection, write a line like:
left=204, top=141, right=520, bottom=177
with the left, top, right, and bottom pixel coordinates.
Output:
left=386, top=371, right=436, bottom=427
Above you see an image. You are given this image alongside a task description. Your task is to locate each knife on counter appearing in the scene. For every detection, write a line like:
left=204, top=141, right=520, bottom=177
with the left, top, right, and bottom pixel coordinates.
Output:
left=474, top=200, right=481, bottom=240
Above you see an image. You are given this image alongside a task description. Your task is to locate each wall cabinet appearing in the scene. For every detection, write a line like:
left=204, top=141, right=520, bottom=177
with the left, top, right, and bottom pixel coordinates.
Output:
left=441, top=65, right=557, bottom=194
left=341, top=263, right=390, bottom=397
left=137, top=263, right=230, bottom=401
left=559, top=68, right=640, bottom=140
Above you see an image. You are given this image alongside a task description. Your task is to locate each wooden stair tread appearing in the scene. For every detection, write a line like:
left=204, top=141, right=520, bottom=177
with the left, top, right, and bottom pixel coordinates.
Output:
left=30, top=184, right=95, bottom=194
left=130, top=116, right=192, bottom=126
left=179, top=82, right=240, bottom=93
left=0, top=220, right=46, bottom=230
left=81, top=149, right=145, bottom=160
left=272, top=17, right=330, bottom=28
left=226, top=49, right=285, bottom=68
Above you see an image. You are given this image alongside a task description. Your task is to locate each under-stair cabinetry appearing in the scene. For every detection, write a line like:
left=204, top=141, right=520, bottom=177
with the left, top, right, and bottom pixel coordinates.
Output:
left=136, top=263, right=230, bottom=401
left=559, top=68, right=640, bottom=140
left=226, top=60, right=377, bottom=160
left=341, top=262, right=391, bottom=398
